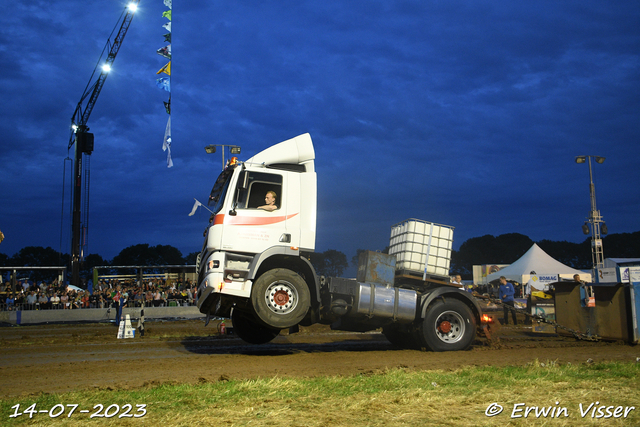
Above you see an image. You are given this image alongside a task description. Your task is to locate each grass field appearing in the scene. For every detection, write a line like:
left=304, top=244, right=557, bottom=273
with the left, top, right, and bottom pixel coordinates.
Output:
left=2, top=360, right=638, bottom=426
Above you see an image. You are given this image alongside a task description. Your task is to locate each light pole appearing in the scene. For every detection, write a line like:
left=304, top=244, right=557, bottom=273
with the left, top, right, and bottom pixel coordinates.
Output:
left=204, top=144, right=241, bottom=170
left=575, top=155, right=607, bottom=276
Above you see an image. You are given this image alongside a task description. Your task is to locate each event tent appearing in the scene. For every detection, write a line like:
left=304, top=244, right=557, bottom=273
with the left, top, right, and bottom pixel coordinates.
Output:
left=484, top=243, right=589, bottom=284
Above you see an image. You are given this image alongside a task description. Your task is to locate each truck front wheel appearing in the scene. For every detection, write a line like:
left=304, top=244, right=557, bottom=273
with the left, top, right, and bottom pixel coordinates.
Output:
left=231, top=309, right=280, bottom=344
left=251, top=268, right=311, bottom=329
left=418, top=299, right=476, bottom=352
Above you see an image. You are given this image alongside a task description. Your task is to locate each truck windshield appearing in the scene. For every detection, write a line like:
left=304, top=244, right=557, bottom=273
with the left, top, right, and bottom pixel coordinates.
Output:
left=208, top=167, right=234, bottom=214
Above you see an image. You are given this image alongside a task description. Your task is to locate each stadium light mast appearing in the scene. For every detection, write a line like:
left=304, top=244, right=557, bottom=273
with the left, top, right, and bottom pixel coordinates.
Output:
left=575, top=155, right=607, bottom=276
left=205, top=145, right=242, bottom=170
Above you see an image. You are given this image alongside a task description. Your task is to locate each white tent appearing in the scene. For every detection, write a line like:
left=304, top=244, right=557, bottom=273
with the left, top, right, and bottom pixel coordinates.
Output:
left=485, top=243, right=589, bottom=284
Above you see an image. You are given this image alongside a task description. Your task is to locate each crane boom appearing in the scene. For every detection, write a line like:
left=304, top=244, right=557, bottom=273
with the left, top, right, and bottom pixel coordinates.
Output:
left=69, top=1, right=140, bottom=148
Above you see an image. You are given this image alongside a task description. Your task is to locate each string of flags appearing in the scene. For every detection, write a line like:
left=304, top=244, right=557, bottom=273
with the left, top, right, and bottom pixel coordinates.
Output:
left=157, top=0, right=172, bottom=167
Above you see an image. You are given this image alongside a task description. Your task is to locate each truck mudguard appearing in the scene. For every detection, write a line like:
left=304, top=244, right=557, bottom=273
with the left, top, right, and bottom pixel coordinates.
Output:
left=419, top=287, right=482, bottom=321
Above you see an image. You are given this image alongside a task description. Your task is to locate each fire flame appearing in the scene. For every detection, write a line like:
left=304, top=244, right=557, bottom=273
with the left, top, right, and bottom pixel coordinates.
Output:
left=481, top=314, right=493, bottom=324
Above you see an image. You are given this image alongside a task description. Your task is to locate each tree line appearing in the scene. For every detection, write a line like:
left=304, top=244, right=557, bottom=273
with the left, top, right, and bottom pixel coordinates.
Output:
left=1, top=231, right=638, bottom=282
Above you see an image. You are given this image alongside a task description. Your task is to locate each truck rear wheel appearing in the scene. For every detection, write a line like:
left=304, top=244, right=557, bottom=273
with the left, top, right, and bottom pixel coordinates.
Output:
left=231, top=309, right=280, bottom=344
left=251, top=268, right=310, bottom=329
left=418, top=299, right=476, bottom=352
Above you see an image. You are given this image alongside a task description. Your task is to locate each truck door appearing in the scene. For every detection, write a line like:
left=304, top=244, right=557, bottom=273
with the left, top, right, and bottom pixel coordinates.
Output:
left=220, top=170, right=296, bottom=253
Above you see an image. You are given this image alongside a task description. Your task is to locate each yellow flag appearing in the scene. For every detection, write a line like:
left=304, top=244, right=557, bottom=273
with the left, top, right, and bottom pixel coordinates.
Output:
left=156, top=61, right=171, bottom=76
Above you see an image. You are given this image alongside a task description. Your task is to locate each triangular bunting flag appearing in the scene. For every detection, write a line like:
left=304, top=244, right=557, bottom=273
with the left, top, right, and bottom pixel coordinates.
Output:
left=156, top=77, right=171, bottom=92
left=157, top=45, right=171, bottom=59
left=156, top=61, right=171, bottom=76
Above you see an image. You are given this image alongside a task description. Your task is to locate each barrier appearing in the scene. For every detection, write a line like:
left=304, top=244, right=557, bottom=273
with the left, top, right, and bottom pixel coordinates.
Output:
left=0, top=305, right=204, bottom=326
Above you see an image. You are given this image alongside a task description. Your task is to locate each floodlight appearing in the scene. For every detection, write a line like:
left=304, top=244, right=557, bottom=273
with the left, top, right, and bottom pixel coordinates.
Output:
left=230, top=146, right=241, bottom=154
left=575, top=156, right=586, bottom=164
left=595, top=156, right=605, bottom=164
left=205, top=145, right=216, bottom=154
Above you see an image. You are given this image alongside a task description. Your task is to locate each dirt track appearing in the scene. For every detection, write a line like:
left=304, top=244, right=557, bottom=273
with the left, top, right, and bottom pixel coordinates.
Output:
left=1, top=317, right=638, bottom=397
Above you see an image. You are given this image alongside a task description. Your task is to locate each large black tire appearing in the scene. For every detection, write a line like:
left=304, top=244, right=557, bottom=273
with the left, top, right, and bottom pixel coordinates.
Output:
left=251, top=268, right=311, bottom=329
left=418, top=299, right=476, bottom=352
left=231, top=309, right=280, bottom=344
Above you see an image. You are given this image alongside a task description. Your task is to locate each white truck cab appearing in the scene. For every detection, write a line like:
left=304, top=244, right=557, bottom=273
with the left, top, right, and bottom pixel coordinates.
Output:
left=197, top=134, right=320, bottom=337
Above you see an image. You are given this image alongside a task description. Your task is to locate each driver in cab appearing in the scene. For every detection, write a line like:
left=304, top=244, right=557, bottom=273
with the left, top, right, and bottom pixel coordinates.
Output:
left=258, top=191, right=278, bottom=211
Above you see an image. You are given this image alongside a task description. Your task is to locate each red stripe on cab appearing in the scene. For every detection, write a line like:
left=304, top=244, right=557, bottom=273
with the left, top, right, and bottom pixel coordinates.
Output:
left=213, top=213, right=298, bottom=226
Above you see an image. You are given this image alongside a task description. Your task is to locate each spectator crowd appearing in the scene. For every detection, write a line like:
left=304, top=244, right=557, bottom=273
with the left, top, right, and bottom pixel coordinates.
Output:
left=1, top=278, right=197, bottom=312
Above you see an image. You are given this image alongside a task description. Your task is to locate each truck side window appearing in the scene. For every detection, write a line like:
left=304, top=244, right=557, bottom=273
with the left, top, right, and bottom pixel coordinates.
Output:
left=236, top=172, right=283, bottom=210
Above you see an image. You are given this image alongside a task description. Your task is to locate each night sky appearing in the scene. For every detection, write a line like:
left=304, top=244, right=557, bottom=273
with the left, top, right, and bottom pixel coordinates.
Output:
left=1, top=1, right=639, bottom=264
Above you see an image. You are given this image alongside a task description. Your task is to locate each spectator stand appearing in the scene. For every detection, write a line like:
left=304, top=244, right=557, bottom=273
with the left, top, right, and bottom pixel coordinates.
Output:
left=1, top=266, right=67, bottom=311
left=1, top=265, right=198, bottom=314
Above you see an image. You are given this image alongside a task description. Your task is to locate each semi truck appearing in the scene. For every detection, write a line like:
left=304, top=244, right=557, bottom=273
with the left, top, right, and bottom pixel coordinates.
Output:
left=195, top=133, right=483, bottom=351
